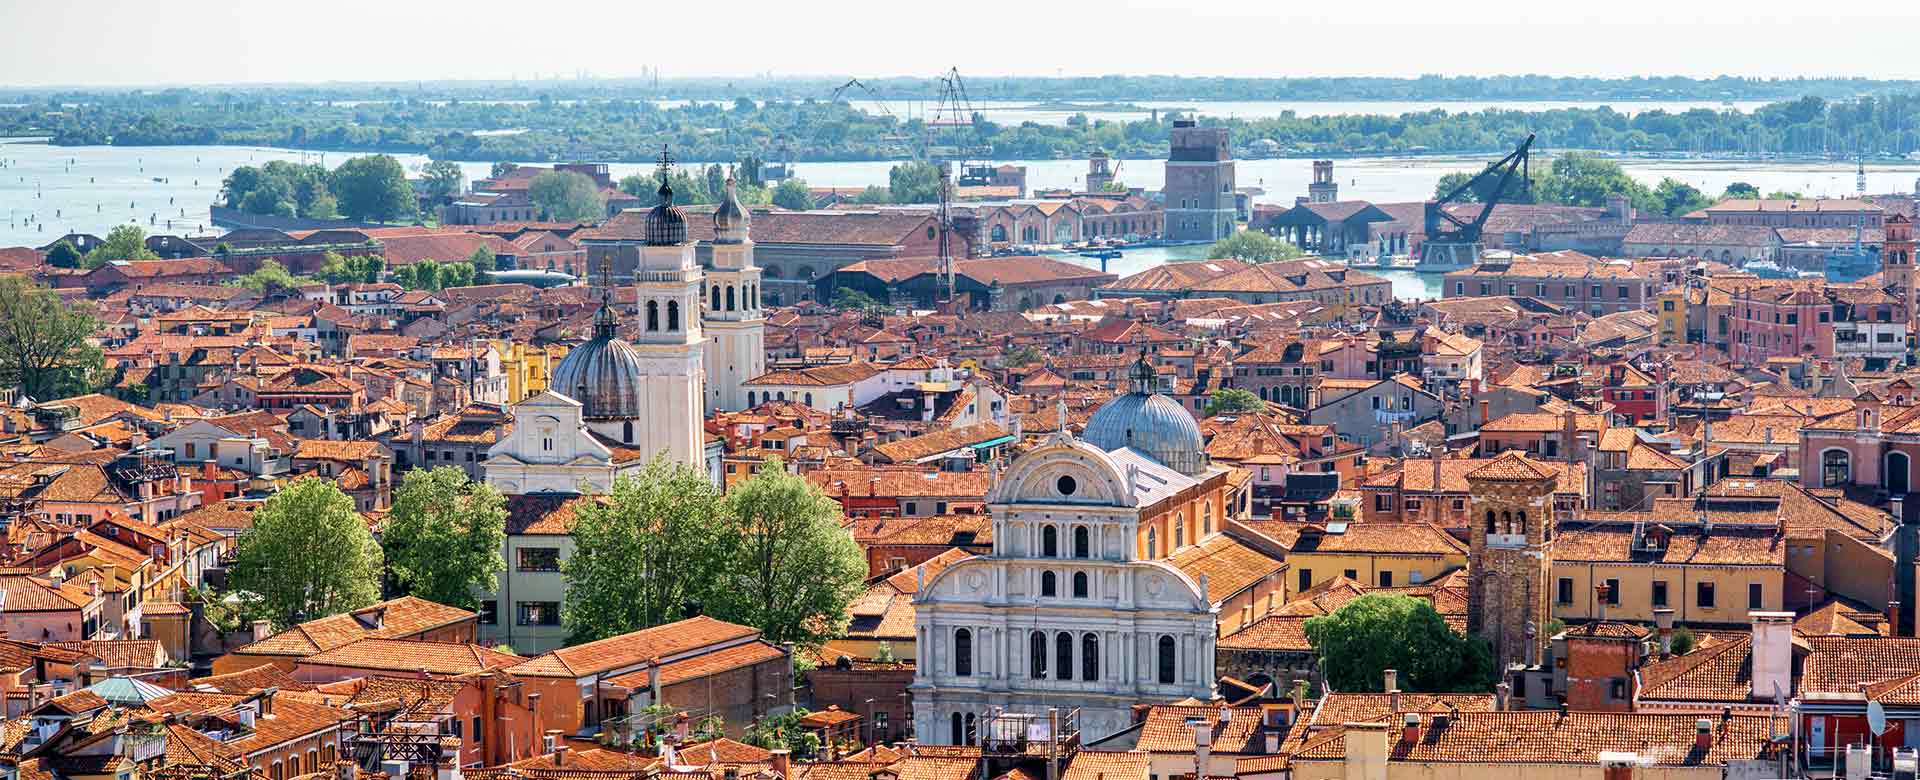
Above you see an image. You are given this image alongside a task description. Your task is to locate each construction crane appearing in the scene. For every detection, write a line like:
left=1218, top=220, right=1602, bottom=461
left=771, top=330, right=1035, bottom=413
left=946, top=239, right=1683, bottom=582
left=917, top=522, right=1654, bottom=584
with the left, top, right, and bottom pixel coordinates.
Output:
left=1419, top=133, right=1535, bottom=271
left=830, top=78, right=912, bottom=157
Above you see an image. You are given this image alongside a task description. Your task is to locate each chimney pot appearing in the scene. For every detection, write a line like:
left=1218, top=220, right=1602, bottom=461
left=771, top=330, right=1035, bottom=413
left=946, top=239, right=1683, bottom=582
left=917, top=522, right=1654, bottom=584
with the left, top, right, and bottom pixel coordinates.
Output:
left=1401, top=713, right=1420, bottom=744
left=1694, top=718, right=1713, bottom=750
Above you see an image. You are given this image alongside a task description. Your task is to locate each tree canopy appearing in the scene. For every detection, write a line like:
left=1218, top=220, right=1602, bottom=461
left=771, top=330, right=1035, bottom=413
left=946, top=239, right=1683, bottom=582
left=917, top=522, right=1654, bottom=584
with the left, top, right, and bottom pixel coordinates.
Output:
left=1304, top=593, right=1495, bottom=693
left=1207, top=231, right=1305, bottom=263
left=421, top=159, right=466, bottom=201
left=84, top=225, right=160, bottom=267
left=0, top=276, right=105, bottom=400
left=381, top=467, right=508, bottom=610
left=229, top=259, right=315, bottom=293
left=317, top=252, right=384, bottom=284
left=529, top=170, right=607, bottom=222
left=888, top=161, right=944, bottom=204
left=390, top=259, right=477, bottom=291
left=1204, top=388, right=1266, bottom=416
left=330, top=154, right=418, bottom=222
left=706, top=457, right=866, bottom=649
left=562, top=458, right=726, bottom=644
left=772, top=178, right=813, bottom=210
left=44, top=240, right=83, bottom=269
left=229, top=477, right=384, bottom=629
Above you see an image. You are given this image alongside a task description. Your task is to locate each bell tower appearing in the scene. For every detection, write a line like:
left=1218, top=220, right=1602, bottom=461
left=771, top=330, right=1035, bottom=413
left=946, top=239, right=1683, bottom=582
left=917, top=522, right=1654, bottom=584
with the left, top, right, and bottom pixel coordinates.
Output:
left=703, top=169, right=765, bottom=413
left=1887, top=214, right=1915, bottom=353
left=1465, top=451, right=1558, bottom=672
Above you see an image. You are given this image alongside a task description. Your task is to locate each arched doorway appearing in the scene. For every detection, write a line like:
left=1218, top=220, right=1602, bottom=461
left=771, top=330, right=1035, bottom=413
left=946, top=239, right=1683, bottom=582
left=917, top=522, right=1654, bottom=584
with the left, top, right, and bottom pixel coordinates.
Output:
left=1889, top=452, right=1912, bottom=494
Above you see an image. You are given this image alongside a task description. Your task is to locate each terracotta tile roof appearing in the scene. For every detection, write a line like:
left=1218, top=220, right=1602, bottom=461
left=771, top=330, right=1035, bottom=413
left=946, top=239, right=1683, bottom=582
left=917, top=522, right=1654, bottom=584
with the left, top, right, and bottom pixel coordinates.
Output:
left=808, top=468, right=993, bottom=500
left=1105, top=259, right=1252, bottom=292
left=0, top=573, right=98, bottom=612
left=508, top=615, right=760, bottom=678
left=1060, top=750, right=1149, bottom=780
left=1308, top=692, right=1496, bottom=725
left=1167, top=533, right=1284, bottom=603
left=1360, top=457, right=1582, bottom=495
left=606, top=640, right=786, bottom=688
left=1637, top=635, right=1758, bottom=703
left=1287, top=522, right=1466, bottom=557
left=1135, top=705, right=1269, bottom=753
left=1794, top=602, right=1883, bottom=638
left=229, top=596, right=475, bottom=659
left=1800, top=636, right=1920, bottom=697
left=1462, top=450, right=1561, bottom=482
left=871, top=423, right=1009, bottom=463
left=1289, top=711, right=1783, bottom=767
left=1552, top=524, right=1784, bottom=567
left=148, top=690, right=353, bottom=759
left=188, top=663, right=316, bottom=694
left=584, top=208, right=935, bottom=247
left=504, top=493, right=601, bottom=535
left=298, top=638, right=521, bottom=675
left=746, top=362, right=882, bottom=387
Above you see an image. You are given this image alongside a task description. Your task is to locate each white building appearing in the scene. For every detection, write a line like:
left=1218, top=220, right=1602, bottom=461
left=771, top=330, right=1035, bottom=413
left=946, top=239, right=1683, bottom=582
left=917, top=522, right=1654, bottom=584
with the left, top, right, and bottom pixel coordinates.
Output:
left=911, top=361, right=1225, bottom=744
left=703, top=175, right=766, bottom=414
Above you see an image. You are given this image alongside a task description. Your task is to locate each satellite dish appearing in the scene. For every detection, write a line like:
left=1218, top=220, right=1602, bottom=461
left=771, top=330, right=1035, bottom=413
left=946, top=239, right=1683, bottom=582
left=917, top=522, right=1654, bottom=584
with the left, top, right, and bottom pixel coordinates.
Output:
left=1870, top=700, right=1889, bottom=737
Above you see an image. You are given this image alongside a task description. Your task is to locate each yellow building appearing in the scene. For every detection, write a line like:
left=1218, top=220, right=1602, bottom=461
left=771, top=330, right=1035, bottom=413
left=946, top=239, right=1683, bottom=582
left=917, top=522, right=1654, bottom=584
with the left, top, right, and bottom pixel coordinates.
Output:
left=1280, top=522, right=1468, bottom=594
left=492, top=340, right=567, bottom=402
left=1549, top=521, right=1784, bottom=624
left=1656, top=288, right=1689, bottom=344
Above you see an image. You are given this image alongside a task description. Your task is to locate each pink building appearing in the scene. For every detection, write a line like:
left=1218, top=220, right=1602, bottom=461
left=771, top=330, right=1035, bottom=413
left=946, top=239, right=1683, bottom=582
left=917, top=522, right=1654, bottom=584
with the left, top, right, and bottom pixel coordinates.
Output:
left=1799, top=388, right=1920, bottom=494
left=1727, top=282, right=1833, bottom=363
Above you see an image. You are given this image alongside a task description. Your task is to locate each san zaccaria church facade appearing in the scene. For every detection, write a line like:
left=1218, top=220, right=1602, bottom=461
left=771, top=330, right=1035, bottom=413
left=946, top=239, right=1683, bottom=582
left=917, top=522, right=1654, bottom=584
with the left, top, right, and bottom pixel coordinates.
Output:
left=911, top=361, right=1230, bottom=743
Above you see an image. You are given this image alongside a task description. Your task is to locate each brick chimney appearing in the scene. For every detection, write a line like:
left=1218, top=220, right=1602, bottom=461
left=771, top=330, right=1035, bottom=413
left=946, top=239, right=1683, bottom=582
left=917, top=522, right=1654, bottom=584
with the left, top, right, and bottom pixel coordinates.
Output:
left=1384, top=669, right=1399, bottom=713
left=1653, top=608, right=1675, bottom=658
left=769, top=749, right=791, bottom=778
left=1694, top=718, right=1713, bottom=751
left=1400, top=713, right=1420, bottom=745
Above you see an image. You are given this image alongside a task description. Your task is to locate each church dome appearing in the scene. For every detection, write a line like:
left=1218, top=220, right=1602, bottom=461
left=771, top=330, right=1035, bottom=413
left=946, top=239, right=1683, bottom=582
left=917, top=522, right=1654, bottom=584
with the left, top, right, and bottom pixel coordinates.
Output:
left=646, top=177, right=687, bottom=246
left=1080, top=354, right=1208, bottom=476
left=713, top=174, right=750, bottom=244
left=550, top=303, right=646, bottom=420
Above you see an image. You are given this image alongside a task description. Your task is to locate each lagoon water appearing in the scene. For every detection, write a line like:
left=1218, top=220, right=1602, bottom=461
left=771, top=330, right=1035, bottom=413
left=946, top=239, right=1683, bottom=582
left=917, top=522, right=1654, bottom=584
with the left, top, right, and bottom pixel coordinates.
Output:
left=4, top=128, right=1920, bottom=253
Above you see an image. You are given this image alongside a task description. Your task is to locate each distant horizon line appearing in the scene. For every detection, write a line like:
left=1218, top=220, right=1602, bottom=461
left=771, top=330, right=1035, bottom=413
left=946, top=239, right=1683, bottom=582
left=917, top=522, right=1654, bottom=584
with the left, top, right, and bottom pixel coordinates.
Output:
left=5, top=73, right=1919, bottom=93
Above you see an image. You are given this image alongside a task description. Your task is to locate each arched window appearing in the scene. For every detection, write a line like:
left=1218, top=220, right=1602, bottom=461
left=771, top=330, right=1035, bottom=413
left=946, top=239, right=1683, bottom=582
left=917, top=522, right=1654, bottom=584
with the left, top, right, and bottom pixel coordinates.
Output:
left=622, top=420, right=633, bottom=444
left=667, top=301, right=680, bottom=331
left=646, top=300, right=659, bottom=331
left=1823, top=449, right=1851, bottom=487
left=1073, top=526, right=1090, bottom=558
left=1501, top=510, right=1513, bottom=534
left=1157, top=635, right=1177, bottom=684
left=1146, top=529, right=1157, bottom=558
left=1055, top=632, right=1073, bottom=681
left=964, top=713, right=976, bottom=745
left=1029, top=631, right=1047, bottom=679
left=1890, top=452, right=1912, bottom=494
left=1082, top=634, right=1100, bottom=681
left=951, top=713, right=963, bottom=745
left=1042, top=526, right=1059, bottom=557
left=804, top=393, right=813, bottom=406
left=747, top=391, right=756, bottom=406
left=1041, top=571, right=1057, bottom=597
left=1072, top=571, right=1088, bottom=598
left=1485, top=510, right=1497, bottom=534
left=712, top=285, right=721, bottom=310
left=1517, top=511, right=1527, bottom=535
left=954, top=628, right=972, bottom=677
left=727, top=286, right=736, bottom=311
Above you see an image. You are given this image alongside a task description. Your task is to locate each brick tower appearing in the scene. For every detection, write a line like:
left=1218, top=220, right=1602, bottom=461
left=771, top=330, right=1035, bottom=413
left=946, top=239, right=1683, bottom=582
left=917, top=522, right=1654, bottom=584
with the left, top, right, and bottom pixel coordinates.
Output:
left=1888, top=213, right=1915, bottom=352
left=1465, top=451, right=1559, bottom=672
left=1309, top=160, right=1338, bottom=203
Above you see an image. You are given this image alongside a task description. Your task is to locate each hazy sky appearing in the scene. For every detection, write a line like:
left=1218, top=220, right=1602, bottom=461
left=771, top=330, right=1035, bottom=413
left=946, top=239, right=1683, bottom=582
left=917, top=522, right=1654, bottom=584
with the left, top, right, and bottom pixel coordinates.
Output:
left=6, top=0, right=1920, bottom=87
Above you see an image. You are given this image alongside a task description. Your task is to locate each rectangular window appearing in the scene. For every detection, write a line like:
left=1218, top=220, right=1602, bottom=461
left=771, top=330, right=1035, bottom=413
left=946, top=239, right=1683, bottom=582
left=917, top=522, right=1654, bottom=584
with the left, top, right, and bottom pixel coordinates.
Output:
left=1652, top=581, right=1669, bottom=607
left=478, top=600, right=498, bottom=625
left=1557, top=577, right=1574, bottom=604
left=1343, top=569, right=1358, bottom=580
left=1697, top=582, right=1716, bottom=609
left=517, top=547, right=561, bottom=572
left=517, top=601, right=561, bottom=626
left=1298, top=568, right=1312, bottom=593
left=1748, top=583, right=1764, bottom=609
left=1374, top=493, right=1395, bottom=512
left=1605, top=578, right=1621, bottom=605
left=1378, top=571, right=1393, bottom=588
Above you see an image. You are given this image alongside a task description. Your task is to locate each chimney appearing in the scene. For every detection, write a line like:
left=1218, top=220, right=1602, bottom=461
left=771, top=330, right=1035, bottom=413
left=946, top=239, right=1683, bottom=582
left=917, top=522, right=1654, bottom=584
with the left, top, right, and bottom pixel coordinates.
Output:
left=251, top=619, right=273, bottom=640
left=769, top=749, right=791, bottom=778
left=1384, top=669, right=1399, bottom=713
left=1293, top=679, right=1310, bottom=706
left=1749, top=611, right=1795, bottom=702
left=1495, top=681, right=1511, bottom=711
left=1562, top=409, right=1577, bottom=460
left=1480, top=399, right=1490, bottom=426
left=1342, top=721, right=1390, bottom=780
left=1601, top=752, right=1638, bottom=780
left=1894, top=601, right=1904, bottom=638
left=1654, top=608, right=1675, bottom=658
left=553, top=742, right=569, bottom=766
left=1193, top=717, right=1213, bottom=779
left=1595, top=582, right=1611, bottom=623
left=1694, top=718, right=1713, bottom=751
left=1401, top=713, right=1420, bottom=745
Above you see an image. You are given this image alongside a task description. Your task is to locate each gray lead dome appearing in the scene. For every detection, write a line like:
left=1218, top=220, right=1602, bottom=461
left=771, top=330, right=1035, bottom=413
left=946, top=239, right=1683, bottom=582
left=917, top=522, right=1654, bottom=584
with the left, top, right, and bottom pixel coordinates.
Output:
left=1081, top=353, right=1210, bottom=476
left=550, top=306, right=647, bottom=421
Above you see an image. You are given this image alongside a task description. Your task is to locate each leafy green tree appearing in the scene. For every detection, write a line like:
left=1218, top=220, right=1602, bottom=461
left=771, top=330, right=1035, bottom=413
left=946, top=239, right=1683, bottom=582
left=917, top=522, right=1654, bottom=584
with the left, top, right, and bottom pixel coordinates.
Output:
left=1533, top=153, right=1658, bottom=214
left=618, top=173, right=652, bottom=198
left=529, top=170, right=607, bottom=222
left=230, top=260, right=312, bottom=293
left=707, top=457, right=866, bottom=649
left=737, top=155, right=764, bottom=187
left=1207, top=230, right=1305, bottom=263
left=1304, top=593, right=1495, bottom=693
left=1204, top=388, right=1266, bottom=415
left=489, top=161, right=519, bottom=179
left=1721, top=182, right=1761, bottom=200
left=229, top=477, right=384, bottom=629
left=852, top=185, right=891, bottom=205
left=1005, top=345, right=1042, bottom=367
left=772, top=178, right=813, bottom=210
left=1432, top=168, right=1534, bottom=204
left=743, top=708, right=824, bottom=759
left=305, top=190, right=340, bottom=220
left=830, top=286, right=885, bottom=313
left=440, top=261, right=478, bottom=289
left=888, top=161, right=944, bottom=204
left=318, top=252, right=383, bottom=284
left=1652, top=178, right=1713, bottom=217
left=330, top=155, right=418, bottom=222
left=84, top=225, right=160, bottom=267
left=1766, top=190, right=1806, bottom=200
left=421, top=160, right=466, bottom=200
left=1671, top=625, right=1697, bottom=655
left=44, top=240, right=82, bottom=269
left=470, top=246, right=498, bottom=272
left=0, top=276, right=105, bottom=400
left=381, top=467, right=507, bottom=610
left=562, top=458, right=725, bottom=644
